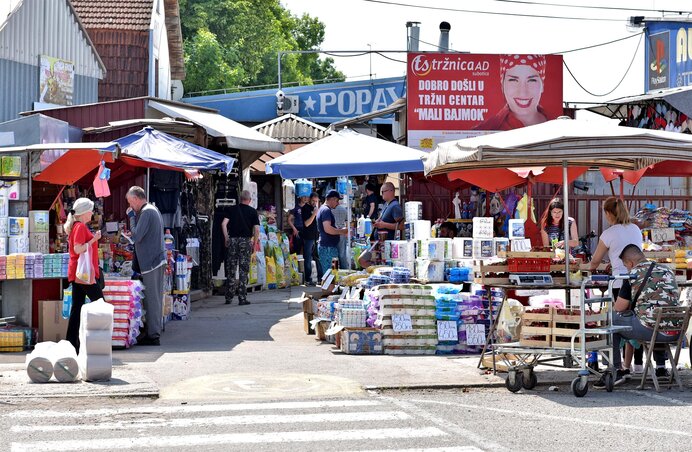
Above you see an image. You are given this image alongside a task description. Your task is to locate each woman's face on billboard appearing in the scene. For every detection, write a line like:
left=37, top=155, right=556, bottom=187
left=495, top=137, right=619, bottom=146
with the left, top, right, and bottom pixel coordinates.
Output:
left=502, top=64, right=543, bottom=115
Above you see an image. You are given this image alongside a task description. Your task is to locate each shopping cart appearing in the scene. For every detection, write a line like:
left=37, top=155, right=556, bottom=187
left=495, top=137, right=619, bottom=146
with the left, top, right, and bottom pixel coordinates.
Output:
left=494, top=274, right=633, bottom=397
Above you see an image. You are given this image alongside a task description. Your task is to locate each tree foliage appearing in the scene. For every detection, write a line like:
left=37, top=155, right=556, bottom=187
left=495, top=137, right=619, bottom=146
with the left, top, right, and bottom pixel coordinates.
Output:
left=179, top=0, right=345, bottom=94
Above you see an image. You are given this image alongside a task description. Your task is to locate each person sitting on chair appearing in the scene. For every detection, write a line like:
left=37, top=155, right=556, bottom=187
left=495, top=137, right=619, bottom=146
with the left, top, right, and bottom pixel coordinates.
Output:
left=594, top=244, right=680, bottom=389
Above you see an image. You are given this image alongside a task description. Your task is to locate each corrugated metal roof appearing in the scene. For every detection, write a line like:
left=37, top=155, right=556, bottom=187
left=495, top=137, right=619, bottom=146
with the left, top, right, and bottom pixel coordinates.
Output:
left=0, top=0, right=106, bottom=78
left=253, top=114, right=329, bottom=144
left=71, top=0, right=154, bottom=31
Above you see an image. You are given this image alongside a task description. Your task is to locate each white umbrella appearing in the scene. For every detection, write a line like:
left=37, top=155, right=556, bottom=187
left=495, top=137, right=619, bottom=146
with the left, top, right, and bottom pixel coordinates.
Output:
left=423, top=117, right=692, bottom=284
left=267, top=128, right=427, bottom=269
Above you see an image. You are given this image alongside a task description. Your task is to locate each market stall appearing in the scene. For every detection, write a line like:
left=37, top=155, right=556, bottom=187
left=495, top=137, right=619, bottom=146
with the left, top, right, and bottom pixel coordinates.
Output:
left=0, top=129, right=237, bottom=350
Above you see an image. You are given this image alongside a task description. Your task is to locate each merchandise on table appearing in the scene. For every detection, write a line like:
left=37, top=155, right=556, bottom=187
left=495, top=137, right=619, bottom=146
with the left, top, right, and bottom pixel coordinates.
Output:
left=376, top=284, right=437, bottom=355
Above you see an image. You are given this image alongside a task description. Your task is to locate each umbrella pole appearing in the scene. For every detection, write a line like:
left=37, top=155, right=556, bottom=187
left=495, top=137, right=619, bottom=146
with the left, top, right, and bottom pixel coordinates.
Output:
left=146, top=167, right=150, bottom=199
left=563, top=162, right=570, bottom=286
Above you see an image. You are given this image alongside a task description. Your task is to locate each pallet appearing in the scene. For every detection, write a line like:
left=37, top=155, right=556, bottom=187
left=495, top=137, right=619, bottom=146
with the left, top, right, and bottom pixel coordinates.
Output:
left=246, top=283, right=263, bottom=293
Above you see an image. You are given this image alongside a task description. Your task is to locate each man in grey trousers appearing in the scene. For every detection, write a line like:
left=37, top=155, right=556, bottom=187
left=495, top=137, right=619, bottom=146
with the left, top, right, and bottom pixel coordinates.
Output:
left=126, top=186, right=166, bottom=346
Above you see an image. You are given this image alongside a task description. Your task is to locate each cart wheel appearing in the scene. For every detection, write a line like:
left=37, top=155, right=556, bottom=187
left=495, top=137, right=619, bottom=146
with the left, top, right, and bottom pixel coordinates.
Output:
left=571, top=377, right=588, bottom=398
left=605, top=372, right=614, bottom=393
left=505, top=371, right=524, bottom=393
left=522, top=371, right=538, bottom=390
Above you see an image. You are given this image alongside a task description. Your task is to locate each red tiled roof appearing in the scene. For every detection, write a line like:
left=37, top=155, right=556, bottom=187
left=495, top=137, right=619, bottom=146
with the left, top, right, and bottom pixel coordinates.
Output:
left=70, top=0, right=154, bottom=31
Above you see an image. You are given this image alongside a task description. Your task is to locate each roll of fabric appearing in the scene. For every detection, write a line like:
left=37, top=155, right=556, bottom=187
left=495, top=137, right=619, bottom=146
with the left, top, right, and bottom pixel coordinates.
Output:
left=53, top=357, right=79, bottom=383
left=26, top=356, right=53, bottom=383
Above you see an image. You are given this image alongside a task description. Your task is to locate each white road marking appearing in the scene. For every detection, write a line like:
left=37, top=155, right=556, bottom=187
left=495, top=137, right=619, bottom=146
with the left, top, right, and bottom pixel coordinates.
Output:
left=10, top=427, right=447, bottom=451
left=376, top=395, right=508, bottom=452
left=633, top=390, right=689, bottom=406
left=11, top=410, right=411, bottom=433
left=3, top=399, right=381, bottom=418
left=408, top=398, right=692, bottom=438
left=344, top=448, right=482, bottom=452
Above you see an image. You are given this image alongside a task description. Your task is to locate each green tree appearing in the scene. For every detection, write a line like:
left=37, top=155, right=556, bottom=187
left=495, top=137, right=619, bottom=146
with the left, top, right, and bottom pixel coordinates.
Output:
left=183, top=29, right=244, bottom=94
left=179, top=0, right=345, bottom=93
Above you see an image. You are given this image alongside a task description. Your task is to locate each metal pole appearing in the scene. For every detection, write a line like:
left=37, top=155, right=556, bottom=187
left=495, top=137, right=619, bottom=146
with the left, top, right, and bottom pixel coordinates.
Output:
left=277, top=51, right=282, bottom=90
left=563, top=162, right=570, bottom=286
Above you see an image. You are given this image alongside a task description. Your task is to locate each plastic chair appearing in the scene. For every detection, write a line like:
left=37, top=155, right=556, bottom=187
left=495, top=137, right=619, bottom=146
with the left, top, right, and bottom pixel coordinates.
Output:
left=638, top=306, right=691, bottom=392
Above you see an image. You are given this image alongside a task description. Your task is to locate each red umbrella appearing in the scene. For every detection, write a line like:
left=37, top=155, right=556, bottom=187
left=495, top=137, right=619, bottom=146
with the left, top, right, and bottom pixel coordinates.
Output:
left=445, top=166, right=588, bottom=192
left=600, top=160, right=692, bottom=198
left=34, top=149, right=116, bottom=185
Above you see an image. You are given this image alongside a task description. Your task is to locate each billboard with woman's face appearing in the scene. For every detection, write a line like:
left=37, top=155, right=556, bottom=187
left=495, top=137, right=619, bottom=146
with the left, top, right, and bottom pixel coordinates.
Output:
left=407, top=53, right=563, bottom=151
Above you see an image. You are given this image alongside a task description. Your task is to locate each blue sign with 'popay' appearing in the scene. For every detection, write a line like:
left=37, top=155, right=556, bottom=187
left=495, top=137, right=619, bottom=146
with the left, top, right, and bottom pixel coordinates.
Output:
left=645, top=21, right=692, bottom=92
left=183, top=77, right=405, bottom=125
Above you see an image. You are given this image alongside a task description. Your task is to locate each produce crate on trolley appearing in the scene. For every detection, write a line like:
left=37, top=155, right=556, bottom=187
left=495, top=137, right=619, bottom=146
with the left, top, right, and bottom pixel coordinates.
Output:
left=551, top=308, right=608, bottom=349
left=519, top=307, right=553, bottom=347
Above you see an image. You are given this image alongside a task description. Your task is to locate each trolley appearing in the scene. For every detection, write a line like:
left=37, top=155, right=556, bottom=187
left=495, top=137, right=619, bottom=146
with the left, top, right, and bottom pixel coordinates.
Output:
left=493, top=274, right=633, bottom=397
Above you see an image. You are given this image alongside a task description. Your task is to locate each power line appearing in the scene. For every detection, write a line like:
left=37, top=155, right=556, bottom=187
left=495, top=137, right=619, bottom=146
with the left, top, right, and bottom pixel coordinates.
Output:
left=563, top=32, right=643, bottom=97
left=551, top=32, right=643, bottom=54
left=360, top=0, right=624, bottom=22
left=487, top=0, right=692, bottom=14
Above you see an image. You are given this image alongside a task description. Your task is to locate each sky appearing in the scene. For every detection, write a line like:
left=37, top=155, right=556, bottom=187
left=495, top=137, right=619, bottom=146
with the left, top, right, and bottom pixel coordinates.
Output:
left=280, top=0, right=692, bottom=106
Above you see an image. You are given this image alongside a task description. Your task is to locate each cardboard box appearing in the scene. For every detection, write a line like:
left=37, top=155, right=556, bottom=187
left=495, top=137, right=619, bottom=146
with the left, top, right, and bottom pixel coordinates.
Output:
left=303, top=312, right=314, bottom=335
left=340, top=327, right=383, bottom=355
left=38, top=299, right=68, bottom=342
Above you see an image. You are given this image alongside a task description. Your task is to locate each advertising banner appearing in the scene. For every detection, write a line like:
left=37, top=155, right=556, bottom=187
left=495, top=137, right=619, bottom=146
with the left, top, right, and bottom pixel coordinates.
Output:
left=645, top=22, right=692, bottom=92
left=407, top=53, right=563, bottom=150
left=39, top=55, right=74, bottom=106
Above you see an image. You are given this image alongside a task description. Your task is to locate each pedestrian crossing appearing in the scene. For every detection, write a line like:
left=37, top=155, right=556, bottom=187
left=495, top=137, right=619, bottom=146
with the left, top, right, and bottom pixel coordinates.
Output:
left=4, top=398, right=485, bottom=452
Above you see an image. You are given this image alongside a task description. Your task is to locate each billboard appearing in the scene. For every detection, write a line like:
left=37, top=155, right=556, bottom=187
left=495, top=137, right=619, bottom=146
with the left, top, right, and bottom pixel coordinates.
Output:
left=39, top=55, right=74, bottom=106
left=407, top=53, right=563, bottom=150
left=645, top=22, right=692, bottom=92
left=184, top=77, right=406, bottom=124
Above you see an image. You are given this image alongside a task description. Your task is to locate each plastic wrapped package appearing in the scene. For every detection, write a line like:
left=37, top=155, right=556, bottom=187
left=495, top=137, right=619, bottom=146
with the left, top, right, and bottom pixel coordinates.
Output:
left=78, top=354, right=112, bottom=382
left=25, top=343, right=54, bottom=383
left=51, top=340, right=79, bottom=383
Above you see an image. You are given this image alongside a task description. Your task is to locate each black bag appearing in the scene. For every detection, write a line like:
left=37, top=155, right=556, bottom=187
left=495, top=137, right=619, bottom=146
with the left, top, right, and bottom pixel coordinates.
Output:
left=97, top=267, right=105, bottom=290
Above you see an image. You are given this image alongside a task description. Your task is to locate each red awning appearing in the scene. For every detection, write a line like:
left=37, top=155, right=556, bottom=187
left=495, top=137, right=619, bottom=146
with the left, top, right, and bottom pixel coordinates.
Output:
left=446, top=166, right=588, bottom=193
left=34, top=150, right=115, bottom=186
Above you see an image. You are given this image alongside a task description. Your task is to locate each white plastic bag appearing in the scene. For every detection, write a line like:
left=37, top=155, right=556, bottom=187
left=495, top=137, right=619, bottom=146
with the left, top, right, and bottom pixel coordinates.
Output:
left=75, top=245, right=94, bottom=285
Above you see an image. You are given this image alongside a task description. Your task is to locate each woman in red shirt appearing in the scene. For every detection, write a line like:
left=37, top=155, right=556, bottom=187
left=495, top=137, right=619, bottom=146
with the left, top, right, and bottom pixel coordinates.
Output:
left=65, top=198, right=103, bottom=353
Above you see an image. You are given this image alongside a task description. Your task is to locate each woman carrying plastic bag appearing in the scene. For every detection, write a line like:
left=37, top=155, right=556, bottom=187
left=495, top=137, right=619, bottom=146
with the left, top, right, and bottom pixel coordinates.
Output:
left=65, top=198, right=104, bottom=354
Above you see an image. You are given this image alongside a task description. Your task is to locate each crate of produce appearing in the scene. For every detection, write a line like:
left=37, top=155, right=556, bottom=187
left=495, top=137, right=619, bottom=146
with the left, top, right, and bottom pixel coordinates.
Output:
left=519, top=306, right=553, bottom=347
left=551, top=308, right=607, bottom=349
left=508, top=257, right=551, bottom=273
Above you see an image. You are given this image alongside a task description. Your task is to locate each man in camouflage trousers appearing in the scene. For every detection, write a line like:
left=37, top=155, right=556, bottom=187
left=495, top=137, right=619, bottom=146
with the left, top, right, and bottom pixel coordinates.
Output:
left=221, top=190, right=259, bottom=305
left=595, top=244, right=680, bottom=388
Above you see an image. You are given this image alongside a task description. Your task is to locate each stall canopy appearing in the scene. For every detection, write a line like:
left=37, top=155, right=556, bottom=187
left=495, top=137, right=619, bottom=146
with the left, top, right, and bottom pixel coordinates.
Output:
left=265, top=128, right=426, bottom=178
left=115, top=127, right=236, bottom=174
left=423, top=116, right=692, bottom=283
left=17, top=142, right=119, bottom=186
left=149, top=101, right=284, bottom=153
left=424, top=117, right=692, bottom=176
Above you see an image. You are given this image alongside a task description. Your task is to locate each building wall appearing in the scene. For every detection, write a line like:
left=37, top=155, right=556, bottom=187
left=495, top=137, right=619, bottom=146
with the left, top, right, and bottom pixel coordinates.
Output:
left=150, top=0, right=173, bottom=100
left=88, top=30, right=150, bottom=102
left=0, top=59, right=99, bottom=123
left=0, top=0, right=104, bottom=122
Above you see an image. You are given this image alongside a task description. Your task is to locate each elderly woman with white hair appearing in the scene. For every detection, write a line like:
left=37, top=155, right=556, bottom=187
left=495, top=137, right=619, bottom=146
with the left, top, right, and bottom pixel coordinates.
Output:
left=65, top=197, right=103, bottom=353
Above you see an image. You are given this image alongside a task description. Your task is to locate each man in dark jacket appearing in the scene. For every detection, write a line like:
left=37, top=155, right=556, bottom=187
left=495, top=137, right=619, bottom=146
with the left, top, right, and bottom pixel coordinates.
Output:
left=126, top=186, right=165, bottom=346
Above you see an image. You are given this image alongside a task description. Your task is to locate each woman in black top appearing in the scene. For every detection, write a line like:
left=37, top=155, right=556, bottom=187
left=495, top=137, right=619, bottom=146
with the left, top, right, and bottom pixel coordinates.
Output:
left=301, top=192, right=322, bottom=285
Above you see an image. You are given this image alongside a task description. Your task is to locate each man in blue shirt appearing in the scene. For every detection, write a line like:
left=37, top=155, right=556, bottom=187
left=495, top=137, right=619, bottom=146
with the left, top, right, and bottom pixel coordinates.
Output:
left=373, top=182, right=403, bottom=240
left=317, top=190, right=348, bottom=274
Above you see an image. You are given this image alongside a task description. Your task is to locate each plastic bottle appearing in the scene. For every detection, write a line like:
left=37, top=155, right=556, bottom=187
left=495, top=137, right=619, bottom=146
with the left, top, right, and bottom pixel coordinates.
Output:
left=62, top=285, right=72, bottom=319
left=164, top=229, right=174, bottom=251
left=363, top=217, right=372, bottom=237
left=357, top=215, right=365, bottom=237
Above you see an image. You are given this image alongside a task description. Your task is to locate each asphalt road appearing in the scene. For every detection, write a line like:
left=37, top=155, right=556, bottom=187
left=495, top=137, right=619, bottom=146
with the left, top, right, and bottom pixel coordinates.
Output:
left=3, top=385, right=692, bottom=451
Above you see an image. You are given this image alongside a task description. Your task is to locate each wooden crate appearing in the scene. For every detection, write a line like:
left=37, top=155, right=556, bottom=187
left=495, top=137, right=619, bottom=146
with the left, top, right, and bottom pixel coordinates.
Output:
left=519, top=307, right=553, bottom=347
left=472, top=261, right=510, bottom=285
left=551, top=309, right=607, bottom=349
left=551, top=328, right=607, bottom=349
